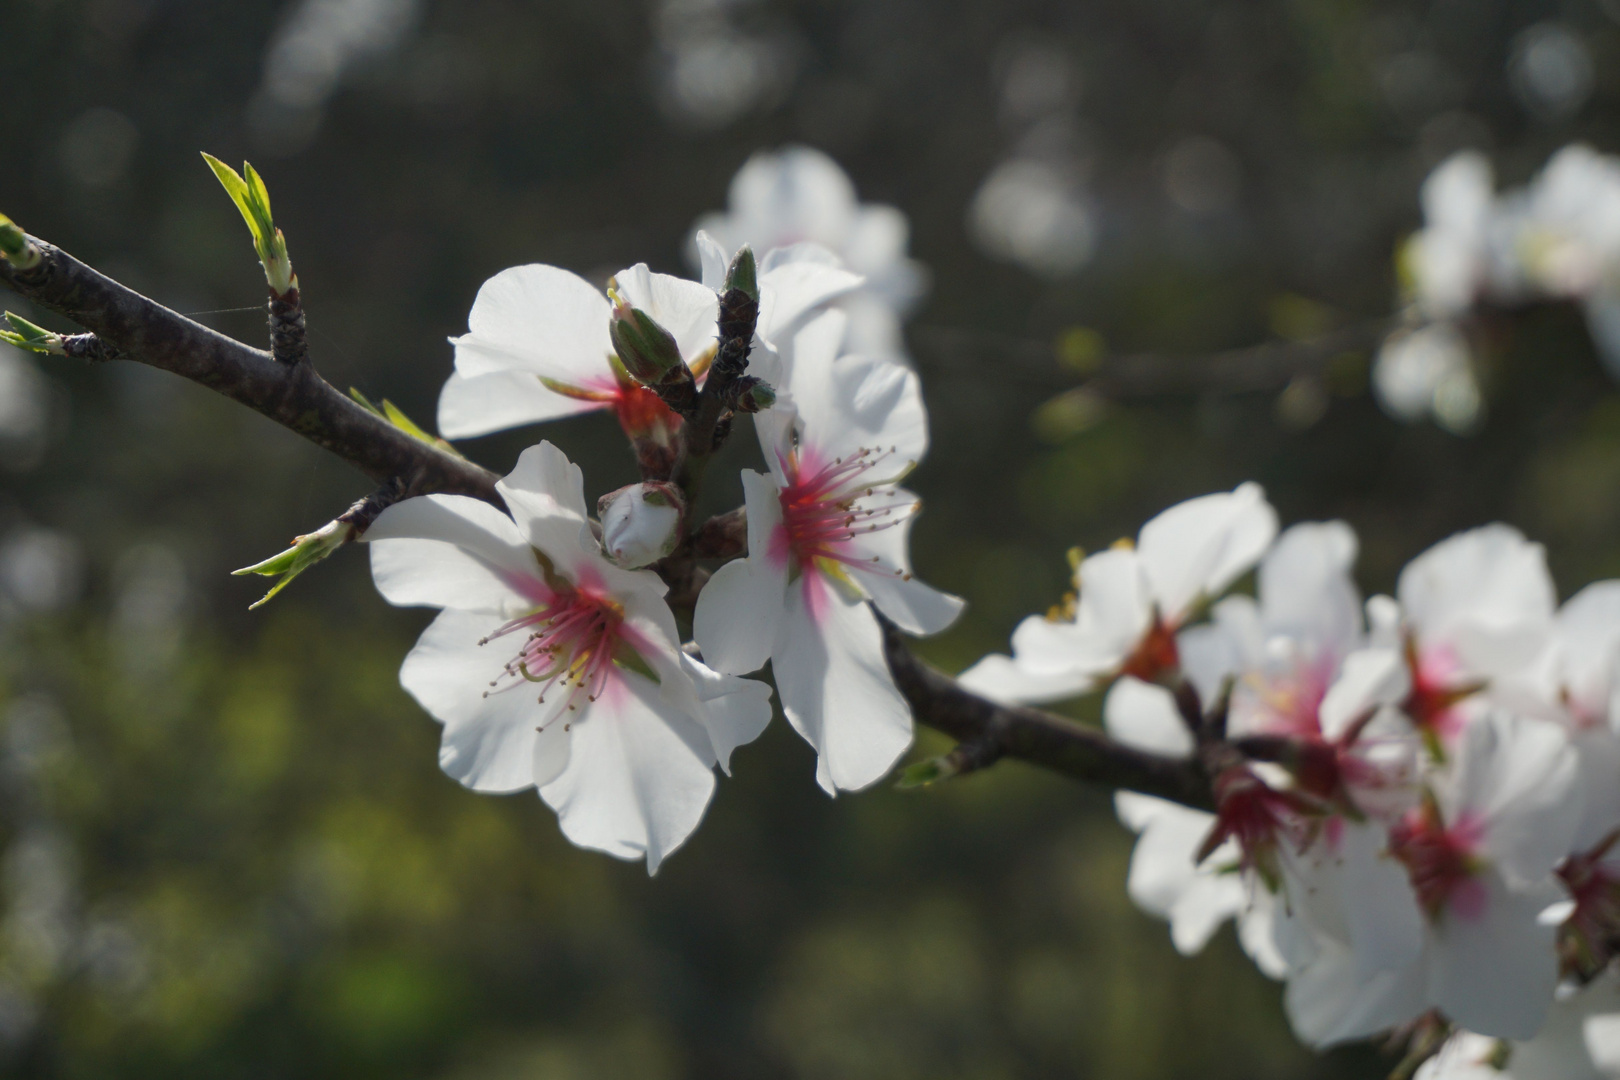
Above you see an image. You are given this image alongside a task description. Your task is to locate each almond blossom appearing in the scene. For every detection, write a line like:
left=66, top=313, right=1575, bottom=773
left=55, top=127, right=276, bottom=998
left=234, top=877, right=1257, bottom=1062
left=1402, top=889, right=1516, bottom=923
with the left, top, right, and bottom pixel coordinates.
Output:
left=366, top=441, right=771, bottom=872
left=958, top=483, right=1278, bottom=707
left=689, top=145, right=926, bottom=360
left=436, top=255, right=857, bottom=442
left=691, top=310, right=963, bottom=792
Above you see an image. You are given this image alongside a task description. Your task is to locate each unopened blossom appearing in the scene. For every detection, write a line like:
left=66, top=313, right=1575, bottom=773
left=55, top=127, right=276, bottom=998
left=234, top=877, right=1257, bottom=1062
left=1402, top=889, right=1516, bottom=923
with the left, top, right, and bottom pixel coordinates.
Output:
left=366, top=441, right=771, bottom=872
left=959, top=483, right=1278, bottom=707
left=692, top=310, right=964, bottom=793
left=437, top=255, right=858, bottom=441
left=1405, top=151, right=1502, bottom=322
left=690, top=146, right=927, bottom=360
left=597, top=482, right=683, bottom=570
left=1373, top=322, right=1484, bottom=434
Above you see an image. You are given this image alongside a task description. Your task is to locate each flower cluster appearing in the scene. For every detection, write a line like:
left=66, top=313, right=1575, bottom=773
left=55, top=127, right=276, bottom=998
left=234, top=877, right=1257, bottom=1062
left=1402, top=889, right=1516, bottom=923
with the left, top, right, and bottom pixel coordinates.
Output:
left=967, top=485, right=1620, bottom=1066
left=1378, top=144, right=1620, bottom=432
left=367, top=217, right=960, bottom=872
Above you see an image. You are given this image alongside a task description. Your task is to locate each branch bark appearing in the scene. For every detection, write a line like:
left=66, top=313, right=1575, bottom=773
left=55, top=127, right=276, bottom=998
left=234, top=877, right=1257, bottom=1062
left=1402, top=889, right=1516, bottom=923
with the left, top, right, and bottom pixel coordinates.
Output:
left=0, top=236, right=500, bottom=504
left=2, top=233, right=1214, bottom=812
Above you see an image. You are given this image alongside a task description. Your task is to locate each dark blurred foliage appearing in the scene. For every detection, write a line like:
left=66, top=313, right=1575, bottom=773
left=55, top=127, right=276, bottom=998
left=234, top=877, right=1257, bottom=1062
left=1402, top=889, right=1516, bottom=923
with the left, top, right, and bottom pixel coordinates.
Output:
left=2, top=0, right=1620, bottom=1075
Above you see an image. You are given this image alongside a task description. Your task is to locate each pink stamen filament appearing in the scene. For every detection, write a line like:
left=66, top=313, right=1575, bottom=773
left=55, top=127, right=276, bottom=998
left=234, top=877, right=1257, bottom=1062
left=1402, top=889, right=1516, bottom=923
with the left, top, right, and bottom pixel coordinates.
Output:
left=773, top=446, right=917, bottom=577
left=481, top=588, right=630, bottom=713
left=1389, top=804, right=1486, bottom=920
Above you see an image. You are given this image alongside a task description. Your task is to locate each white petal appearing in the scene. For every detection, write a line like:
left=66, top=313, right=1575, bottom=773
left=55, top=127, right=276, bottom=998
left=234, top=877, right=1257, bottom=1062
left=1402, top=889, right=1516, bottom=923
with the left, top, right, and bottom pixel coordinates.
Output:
left=1398, top=524, right=1556, bottom=673
left=1104, top=678, right=1195, bottom=759
left=367, top=494, right=543, bottom=611
left=454, top=264, right=612, bottom=381
left=758, top=260, right=864, bottom=343
left=955, top=653, right=1098, bottom=706
left=1259, top=521, right=1362, bottom=654
left=399, top=609, right=564, bottom=793
left=680, top=653, right=774, bottom=774
left=1137, top=482, right=1279, bottom=621
left=1071, top=547, right=1155, bottom=662
left=437, top=369, right=603, bottom=440
left=1455, top=714, right=1582, bottom=884
left=494, top=442, right=600, bottom=574
left=693, top=470, right=789, bottom=675
left=611, top=263, right=720, bottom=365
left=1431, top=873, right=1559, bottom=1039
left=1319, top=648, right=1412, bottom=740
left=1284, top=938, right=1426, bottom=1048
left=694, top=230, right=729, bottom=292
left=537, top=669, right=718, bottom=874
left=773, top=573, right=911, bottom=794
left=788, top=347, right=929, bottom=476
left=693, top=558, right=787, bottom=676
left=844, top=487, right=964, bottom=635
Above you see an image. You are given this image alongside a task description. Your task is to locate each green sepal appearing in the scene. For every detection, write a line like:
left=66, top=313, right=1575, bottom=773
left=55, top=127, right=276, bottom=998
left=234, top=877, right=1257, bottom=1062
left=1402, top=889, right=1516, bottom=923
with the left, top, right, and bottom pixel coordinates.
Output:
left=613, top=647, right=661, bottom=685
left=349, top=388, right=464, bottom=457
left=201, top=152, right=296, bottom=295
left=233, top=518, right=353, bottom=610
left=896, top=755, right=958, bottom=790
left=0, top=312, right=63, bottom=354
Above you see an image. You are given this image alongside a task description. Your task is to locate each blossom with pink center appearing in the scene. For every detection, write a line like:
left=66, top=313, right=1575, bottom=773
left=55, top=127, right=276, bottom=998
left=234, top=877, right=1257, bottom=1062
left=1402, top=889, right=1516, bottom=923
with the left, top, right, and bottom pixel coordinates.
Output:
left=692, top=311, right=963, bottom=793
left=959, top=483, right=1278, bottom=708
left=366, top=441, right=772, bottom=872
left=436, top=254, right=860, bottom=442
left=1393, top=524, right=1558, bottom=746
left=1286, top=712, right=1582, bottom=1043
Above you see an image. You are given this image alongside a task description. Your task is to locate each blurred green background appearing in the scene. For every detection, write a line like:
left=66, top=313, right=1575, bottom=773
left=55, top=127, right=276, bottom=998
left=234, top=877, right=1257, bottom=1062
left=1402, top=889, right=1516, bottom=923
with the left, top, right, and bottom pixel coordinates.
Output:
left=3, top=0, right=1620, bottom=1075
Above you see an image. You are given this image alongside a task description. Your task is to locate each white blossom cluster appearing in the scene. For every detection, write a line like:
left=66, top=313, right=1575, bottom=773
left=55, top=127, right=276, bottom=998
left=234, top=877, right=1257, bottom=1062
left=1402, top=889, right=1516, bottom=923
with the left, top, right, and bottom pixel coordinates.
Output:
left=365, top=214, right=960, bottom=873
left=965, top=484, right=1620, bottom=1073
left=1378, top=144, right=1620, bottom=433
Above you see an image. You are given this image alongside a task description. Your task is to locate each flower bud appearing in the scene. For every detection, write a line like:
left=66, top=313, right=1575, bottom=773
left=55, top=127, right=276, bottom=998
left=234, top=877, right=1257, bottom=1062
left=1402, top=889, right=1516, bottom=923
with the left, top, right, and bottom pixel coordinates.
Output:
left=598, top=482, right=685, bottom=569
left=729, top=376, right=775, bottom=413
left=724, top=245, right=758, bottom=302
left=608, top=288, right=688, bottom=385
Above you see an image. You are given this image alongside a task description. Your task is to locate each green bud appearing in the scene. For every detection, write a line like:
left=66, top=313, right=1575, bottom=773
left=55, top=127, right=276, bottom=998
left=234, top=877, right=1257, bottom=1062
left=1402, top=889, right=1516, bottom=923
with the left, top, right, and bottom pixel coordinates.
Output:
left=0, top=215, right=41, bottom=270
left=0, top=312, right=64, bottom=355
left=607, top=285, right=687, bottom=384
left=233, top=518, right=354, bottom=610
left=202, top=153, right=297, bottom=296
left=732, top=377, right=775, bottom=413
left=895, top=755, right=960, bottom=790
left=724, top=245, right=758, bottom=301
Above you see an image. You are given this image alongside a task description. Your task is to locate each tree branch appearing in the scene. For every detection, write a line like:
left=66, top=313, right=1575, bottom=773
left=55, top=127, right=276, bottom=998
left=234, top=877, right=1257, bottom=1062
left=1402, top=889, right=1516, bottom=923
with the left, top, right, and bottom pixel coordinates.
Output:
left=2, top=232, right=1215, bottom=813
left=879, top=617, right=1214, bottom=809
left=0, top=235, right=500, bottom=504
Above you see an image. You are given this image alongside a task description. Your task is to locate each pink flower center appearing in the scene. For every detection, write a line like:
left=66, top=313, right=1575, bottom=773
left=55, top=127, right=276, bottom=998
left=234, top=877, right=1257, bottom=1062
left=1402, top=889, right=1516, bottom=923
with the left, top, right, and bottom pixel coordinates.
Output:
left=481, top=584, right=633, bottom=712
left=1235, top=654, right=1334, bottom=739
left=1198, top=766, right=1317, bottom=888
left=1389, top=804, right=1486, bottom=920
left=1403, top=638, right=1482, bottom=743
left=770, top=446, right=914, bottom=578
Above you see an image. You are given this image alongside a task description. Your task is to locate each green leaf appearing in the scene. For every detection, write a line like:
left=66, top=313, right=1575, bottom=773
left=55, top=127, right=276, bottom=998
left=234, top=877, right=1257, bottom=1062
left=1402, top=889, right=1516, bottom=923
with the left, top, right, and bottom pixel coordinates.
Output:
left=233, top=519, right=353, bottom=610
left=895, top=756, right=956, bottom=790
left=349, top=388, right=464, bottom=458
left=0, top=312, right=63, bottom=354
left=201, top=152, right=295, bottom=295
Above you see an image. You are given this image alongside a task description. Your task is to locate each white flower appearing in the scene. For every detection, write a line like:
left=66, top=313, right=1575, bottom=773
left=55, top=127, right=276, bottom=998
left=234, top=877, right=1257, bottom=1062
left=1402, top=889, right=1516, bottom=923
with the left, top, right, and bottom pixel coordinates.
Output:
left=366, top=441, right=771, bottom=872
left=690, top=146, right=927, bottom=360
left=1373, top=322, right=1484, bottom=434
left=437, top=257, right=858, bottom=441
left=959, top=483, right=1278, bottom=707
left=1408, top=151, right=1500, bottom=321
left=1362, top=524, right=1558, bottom=748
left=691, top=311, right=964, bottom=793
left=1298, top=712, right=1581, bottom=1042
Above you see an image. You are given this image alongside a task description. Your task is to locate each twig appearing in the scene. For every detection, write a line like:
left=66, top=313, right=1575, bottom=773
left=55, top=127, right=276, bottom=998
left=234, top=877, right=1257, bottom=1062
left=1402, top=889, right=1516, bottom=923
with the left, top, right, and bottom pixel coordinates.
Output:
left=0, top=235, right=500, bottom=504
left=3, top=230, right=1217, bottom=813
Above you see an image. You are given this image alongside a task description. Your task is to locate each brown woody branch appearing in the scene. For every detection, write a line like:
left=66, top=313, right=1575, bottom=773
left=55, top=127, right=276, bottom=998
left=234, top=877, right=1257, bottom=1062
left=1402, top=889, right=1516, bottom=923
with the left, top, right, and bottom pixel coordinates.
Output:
left=1, top=232, right=1214, bottom=811
left=0, top=236, right=500, bottom=504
